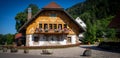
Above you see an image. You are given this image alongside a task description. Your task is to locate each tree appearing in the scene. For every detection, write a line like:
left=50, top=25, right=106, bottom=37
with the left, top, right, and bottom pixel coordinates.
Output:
left=0, top=34, right=14, bottom=45
left=67, top=0, right=118, bottom=43
left=80, top=12, right=97, bottom=44
left=15, top=4, right=39, bottom=32
left=0, top=34, right=4, bottom=45
left=5, top=34, right=14, bottom=45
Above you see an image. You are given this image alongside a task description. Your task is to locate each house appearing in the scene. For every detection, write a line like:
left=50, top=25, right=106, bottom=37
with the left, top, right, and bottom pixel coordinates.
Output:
left=18, top=2, right=85, bottom=46
left=75, top=17, right=86, bottom=40
left=75, top=17, right=86, bottom=29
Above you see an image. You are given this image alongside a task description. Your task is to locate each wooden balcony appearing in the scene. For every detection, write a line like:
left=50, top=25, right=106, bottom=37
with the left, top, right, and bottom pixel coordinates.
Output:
left=34, top=28, right=69, bottom=34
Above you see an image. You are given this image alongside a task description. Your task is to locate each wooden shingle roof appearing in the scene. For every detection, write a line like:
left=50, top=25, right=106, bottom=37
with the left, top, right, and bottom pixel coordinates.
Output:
left=18, top=2, right=86, bottom=32
left=43, top=2, right=62, bottom=8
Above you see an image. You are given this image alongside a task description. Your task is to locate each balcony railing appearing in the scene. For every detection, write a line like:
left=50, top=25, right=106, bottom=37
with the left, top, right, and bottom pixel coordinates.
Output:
left=35, top=28, right=69, bottom=34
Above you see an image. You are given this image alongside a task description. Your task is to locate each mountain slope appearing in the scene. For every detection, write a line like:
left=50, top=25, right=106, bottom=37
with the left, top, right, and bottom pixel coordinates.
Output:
left=66, top=0, right=120, bottom=19
left=66, top=0, right=120, bottom=43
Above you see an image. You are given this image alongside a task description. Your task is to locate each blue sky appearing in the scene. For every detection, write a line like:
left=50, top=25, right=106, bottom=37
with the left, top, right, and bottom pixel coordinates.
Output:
left=0, top=0, right=85, bottom=34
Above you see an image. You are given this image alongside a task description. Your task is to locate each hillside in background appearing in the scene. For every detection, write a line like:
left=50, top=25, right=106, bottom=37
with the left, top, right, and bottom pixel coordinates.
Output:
left=66, top=0, right=120, bottom=19
left=66, top=0, right=120, bottom=43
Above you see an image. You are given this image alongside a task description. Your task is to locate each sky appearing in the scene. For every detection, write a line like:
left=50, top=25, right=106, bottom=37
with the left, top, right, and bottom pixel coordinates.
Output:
left=0, top=0, right=85, bottom=34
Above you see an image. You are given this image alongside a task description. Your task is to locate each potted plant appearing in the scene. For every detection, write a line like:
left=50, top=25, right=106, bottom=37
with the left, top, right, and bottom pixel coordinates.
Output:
left=24, top=49, right=29, bottom=53
left=83, top=48, right=92, bottom=56
left=0, top=46, right=2, bottom=50
left=11, top=43, right=18, bottom=53
left=40, top=28, right=43, bottom=32
left=11, top=47, right=18, bottom=53
left=45, top=28, right=48, bottom=32
left=42, top=49, right=53, bottom=54
left=54, top=29, right=59, bottom=32
left=3, top=47, right=7, bottom=52
left=24, top=47, right=29, bottom=54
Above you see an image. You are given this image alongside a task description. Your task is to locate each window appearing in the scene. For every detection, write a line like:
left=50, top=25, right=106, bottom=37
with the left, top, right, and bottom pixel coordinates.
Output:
left=34, top=36, right=39, bottom=42
left=49, top=24, right=52, bottom=29
left=67, top=37, right=71, bottom=43
left=58, top=24, right=62, bottom=30
left=64, top=24, right=67, bottom=28
left=39, top=24, right=42, bottom=28
left=44, top=24, right=48, bottom=29
left=35, top=28, right=39, bottom=33
left=44, top=24, right=48, bottom=32
left=50, top=14, right=56, bottom=18
left=54, top=24, right=57, bottom=29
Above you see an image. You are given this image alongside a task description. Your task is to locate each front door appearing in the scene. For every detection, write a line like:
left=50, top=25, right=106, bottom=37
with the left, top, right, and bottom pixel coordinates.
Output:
left=67, top=37, right=71, bottom=43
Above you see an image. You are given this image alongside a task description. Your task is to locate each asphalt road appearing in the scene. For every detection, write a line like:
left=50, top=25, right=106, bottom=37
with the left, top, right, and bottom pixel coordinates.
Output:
left=0, top=53, right=65, bottom=58
left=0, top=45, right=120, bottom=58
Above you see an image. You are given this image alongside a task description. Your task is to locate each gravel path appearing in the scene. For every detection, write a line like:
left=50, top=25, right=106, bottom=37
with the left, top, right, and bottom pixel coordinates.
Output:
left=0, top=45, right=120, bottom=58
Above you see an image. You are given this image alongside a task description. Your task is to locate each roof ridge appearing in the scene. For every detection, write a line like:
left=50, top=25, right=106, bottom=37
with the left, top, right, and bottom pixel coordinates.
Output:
left=43, top=2, right=62, bottom=8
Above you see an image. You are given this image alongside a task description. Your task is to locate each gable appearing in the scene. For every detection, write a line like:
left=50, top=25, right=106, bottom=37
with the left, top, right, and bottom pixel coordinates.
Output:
left=19, top=9, right=85, bottom=35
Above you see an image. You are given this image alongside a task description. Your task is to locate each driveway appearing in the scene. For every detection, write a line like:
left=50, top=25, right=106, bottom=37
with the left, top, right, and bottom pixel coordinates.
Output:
left=0, top=45, right=120, bottom=58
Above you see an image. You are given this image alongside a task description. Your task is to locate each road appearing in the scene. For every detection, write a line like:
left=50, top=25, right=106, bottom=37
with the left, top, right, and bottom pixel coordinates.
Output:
left=0, top=53, right=65, bottom=58
left=0, top=45, right=120, bottom=58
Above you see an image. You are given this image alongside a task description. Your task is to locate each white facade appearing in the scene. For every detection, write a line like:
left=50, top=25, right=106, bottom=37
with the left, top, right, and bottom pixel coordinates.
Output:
left=26, top=34, right=78, bottom=46
left=71, top=35, right=76, bottom=44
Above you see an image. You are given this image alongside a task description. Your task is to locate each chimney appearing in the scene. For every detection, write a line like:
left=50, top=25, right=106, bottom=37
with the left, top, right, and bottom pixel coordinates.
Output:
left=27, top=8, right=32, bottom=20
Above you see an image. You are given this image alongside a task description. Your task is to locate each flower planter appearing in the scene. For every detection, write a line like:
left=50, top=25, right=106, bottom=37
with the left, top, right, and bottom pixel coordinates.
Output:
left=24, top=49, right=29, bottom=53
left=3, top=48, right=7, bottom=52
left=45, top=29, right=48, bottom=32
left=54, top=29, right=59, bottom=32
left=83, top=48, right=92, bottom=56
left=42, top=49, right=53, bottom=54
left=11, top=48, right=18, bottom=53
left=0, top=46, right=3, bottom=50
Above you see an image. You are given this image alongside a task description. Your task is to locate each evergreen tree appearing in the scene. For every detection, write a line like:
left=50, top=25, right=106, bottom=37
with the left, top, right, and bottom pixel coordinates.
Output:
left=66, top=0, right=118, bottom=43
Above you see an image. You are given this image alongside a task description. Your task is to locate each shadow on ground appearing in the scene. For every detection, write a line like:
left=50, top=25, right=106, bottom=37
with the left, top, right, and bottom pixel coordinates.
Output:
left=80, top=45, right=120, bottom=53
